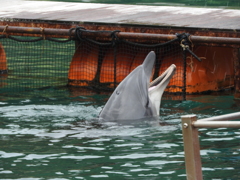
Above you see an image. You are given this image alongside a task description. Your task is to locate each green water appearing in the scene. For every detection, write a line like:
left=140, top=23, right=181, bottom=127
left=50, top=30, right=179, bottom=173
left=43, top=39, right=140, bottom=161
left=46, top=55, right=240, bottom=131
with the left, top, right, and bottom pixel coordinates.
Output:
left=42, top=0, right=240, bottom=9
left=0, top=88, right=240, bottom=179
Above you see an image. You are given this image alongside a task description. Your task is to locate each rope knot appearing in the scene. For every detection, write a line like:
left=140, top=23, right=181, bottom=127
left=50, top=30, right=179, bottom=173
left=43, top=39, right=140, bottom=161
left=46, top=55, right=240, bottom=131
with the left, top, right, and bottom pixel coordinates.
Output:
left=111, top=30, right=120, bottom=47
left=176, top=33, right=191, bottom=51
left=176, top=33, right=201, bottom=62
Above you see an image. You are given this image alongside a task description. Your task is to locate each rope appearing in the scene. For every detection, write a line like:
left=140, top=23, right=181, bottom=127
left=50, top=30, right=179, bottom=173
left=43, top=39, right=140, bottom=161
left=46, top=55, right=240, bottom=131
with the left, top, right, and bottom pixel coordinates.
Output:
left=0, top=35, right=7, bottom=39
left=0, top=69, right=8, bottom=74
left=176, top=33, right=202, bottom=62
left=121, top=37, right=179, bottom=48
left=176, top=33, right=190, bottom=101
left=110, top=30, right=120, bottom=47
left=45, top=27, right=75, bottom=43
left=74, top=26, right=118, bottom=46
left=46, top=37, right=72, bottom=43
left=183, top=49, right=187, bottom=101
left=8, top=36, right=43, bottom=42
left=73, top=27, right=180, bottom=49
left=176, top=33, right=204, bottom=100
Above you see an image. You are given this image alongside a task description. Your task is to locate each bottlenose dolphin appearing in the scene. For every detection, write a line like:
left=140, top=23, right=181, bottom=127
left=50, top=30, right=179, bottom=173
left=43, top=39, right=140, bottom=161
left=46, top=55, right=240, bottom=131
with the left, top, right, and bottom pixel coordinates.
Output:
left=99, top=51, right=176, bottom=121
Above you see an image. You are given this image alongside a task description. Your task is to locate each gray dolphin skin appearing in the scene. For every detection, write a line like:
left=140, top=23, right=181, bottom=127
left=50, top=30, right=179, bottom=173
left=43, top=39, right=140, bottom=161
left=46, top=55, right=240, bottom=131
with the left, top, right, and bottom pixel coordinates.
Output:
left=99, top=51, right=176, bottom=121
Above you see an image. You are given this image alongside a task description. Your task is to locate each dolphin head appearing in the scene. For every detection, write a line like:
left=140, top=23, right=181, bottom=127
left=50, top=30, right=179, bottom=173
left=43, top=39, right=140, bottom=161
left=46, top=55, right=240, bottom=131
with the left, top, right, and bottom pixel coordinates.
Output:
left=99, top=51, right=176, bottom=121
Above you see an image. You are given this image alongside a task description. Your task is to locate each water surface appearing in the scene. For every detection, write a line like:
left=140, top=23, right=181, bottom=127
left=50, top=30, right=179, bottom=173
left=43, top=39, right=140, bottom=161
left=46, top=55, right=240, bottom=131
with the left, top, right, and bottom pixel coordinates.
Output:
left=0, top=88, right=240, bottom=179
left=44, top=0, right=240, bottom=9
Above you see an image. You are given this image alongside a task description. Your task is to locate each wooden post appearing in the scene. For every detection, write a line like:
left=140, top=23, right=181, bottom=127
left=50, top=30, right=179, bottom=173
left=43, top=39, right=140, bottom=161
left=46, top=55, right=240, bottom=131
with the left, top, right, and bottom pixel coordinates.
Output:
left=181, top=115, right=203, bottom=180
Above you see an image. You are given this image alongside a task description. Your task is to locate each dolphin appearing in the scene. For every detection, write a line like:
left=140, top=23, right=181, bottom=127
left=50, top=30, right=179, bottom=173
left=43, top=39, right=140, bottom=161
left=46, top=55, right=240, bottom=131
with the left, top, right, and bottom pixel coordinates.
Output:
left=99, top=51, right=176, bottom=121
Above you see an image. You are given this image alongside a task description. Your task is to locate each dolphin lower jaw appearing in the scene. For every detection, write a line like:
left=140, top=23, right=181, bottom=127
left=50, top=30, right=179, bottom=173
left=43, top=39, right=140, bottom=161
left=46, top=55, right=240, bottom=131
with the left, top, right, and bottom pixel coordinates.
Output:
left=148, top=64, right=176, bottom=115
left=149, top=64, right=176, bottom=89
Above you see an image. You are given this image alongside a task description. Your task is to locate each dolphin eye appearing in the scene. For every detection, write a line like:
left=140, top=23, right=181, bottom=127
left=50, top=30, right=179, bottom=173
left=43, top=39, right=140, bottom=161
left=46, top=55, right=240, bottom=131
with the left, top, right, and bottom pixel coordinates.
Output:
left=116, top=90, right=120, bottom=95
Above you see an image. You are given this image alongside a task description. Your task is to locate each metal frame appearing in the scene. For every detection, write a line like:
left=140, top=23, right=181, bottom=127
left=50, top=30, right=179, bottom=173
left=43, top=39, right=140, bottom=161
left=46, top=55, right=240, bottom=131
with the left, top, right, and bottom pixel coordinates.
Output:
left=181, top=112, right=240, bottom=180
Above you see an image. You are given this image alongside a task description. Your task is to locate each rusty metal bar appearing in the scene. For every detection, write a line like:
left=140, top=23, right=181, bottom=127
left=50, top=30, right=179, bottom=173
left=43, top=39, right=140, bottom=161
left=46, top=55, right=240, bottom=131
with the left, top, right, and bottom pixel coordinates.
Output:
left=0, top=25, right=240, bottom=45
left=190, top=35, right=240, bottom=45
left=0, top=26, right=70, bottom=36
left=181, top=113, right=240, bottom=179
left=193, top=121, right=240, bottom=128
left=181, top=115, right=203, bottom=180
left=199, top=111, right=240, bottom=121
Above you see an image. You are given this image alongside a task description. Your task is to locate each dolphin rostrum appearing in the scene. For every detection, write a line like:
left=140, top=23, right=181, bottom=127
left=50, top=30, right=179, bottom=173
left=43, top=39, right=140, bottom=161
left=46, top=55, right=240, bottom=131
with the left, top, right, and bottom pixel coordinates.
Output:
left=99, top=51, right=176, bottom=121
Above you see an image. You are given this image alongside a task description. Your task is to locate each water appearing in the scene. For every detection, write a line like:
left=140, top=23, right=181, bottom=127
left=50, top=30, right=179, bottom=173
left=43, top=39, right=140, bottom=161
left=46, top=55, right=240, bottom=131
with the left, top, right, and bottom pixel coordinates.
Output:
left=0, top=88, right=240, bottom=179
left=45, top=0, right=240, bottom=9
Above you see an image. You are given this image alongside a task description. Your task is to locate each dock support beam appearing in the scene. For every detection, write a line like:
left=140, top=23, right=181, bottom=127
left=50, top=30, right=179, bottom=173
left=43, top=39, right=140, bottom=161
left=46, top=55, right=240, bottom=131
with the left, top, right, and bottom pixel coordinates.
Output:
left=181, top=115, right=203, bottom=180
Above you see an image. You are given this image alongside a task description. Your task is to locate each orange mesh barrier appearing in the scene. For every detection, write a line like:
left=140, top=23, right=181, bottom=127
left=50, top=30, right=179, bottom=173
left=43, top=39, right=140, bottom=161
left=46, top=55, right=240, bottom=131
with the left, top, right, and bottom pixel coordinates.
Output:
left=0, top=43, right=7, bottom=71
left=0, top=28, right=235, bottom=99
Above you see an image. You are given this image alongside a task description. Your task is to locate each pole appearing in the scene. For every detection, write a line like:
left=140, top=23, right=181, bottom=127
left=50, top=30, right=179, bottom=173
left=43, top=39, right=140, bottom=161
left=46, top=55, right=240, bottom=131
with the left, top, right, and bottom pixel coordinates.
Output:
left=181, top=115, right=203, bottom=180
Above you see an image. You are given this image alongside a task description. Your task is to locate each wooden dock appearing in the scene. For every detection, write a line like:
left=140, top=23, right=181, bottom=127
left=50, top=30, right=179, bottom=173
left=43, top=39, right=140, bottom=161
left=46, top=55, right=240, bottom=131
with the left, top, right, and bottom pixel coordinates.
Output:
left=1, top=0, right=240, bottom=30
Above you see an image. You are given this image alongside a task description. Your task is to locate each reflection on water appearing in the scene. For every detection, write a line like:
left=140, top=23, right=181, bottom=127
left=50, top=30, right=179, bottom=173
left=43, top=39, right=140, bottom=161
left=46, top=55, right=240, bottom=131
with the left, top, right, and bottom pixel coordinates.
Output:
left=0, top=89, right=240, bottom=179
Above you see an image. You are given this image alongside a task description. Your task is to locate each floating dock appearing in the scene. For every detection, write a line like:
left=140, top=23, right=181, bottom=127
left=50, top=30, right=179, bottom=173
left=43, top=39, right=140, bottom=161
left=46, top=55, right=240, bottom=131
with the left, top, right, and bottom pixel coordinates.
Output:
left=1, top=0, right=240, bottom=29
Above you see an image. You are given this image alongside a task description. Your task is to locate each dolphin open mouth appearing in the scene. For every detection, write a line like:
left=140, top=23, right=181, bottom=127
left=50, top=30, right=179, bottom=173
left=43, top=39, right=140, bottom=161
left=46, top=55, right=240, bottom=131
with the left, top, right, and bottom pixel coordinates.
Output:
left=148, top=64, right=176, bottom=91
left=148, top=64, right=176, bottom=116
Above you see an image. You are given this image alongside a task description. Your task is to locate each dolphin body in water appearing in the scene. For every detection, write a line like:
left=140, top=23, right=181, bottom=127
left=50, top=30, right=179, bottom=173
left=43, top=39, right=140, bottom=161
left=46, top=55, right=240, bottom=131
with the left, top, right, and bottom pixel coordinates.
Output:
left=99, top=51, right=176, bottom=122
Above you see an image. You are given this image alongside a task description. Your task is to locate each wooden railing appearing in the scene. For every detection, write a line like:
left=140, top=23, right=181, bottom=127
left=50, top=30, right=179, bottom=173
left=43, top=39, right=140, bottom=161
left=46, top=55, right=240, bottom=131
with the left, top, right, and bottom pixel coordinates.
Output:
left=181, top=112, right=240, bottom=180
